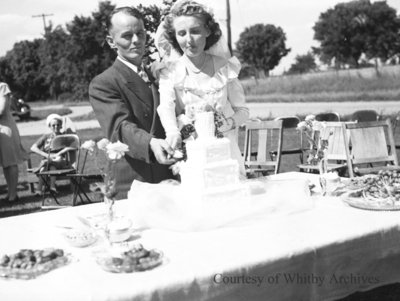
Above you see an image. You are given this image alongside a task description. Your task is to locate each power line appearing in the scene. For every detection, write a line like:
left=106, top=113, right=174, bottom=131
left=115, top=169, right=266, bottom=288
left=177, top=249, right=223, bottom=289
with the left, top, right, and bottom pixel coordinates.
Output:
left=226, top=0, right=232, bottom=55
left=32, top=13, right=54, bottom=34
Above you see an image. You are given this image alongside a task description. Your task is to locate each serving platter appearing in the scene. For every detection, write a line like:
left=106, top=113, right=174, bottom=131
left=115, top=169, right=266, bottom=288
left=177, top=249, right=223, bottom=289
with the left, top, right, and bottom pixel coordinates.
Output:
left=0, top=249, right=71, bottom=280
left=343, top=197, right=400, bottom=211
left=94, top=244, right=164, bottom=273
left=333, top=171, right=400, bottom=211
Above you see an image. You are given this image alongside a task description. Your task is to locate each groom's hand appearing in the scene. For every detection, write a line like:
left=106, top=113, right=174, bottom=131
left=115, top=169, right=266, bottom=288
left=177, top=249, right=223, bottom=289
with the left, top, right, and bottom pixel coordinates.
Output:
left=150, top=138, right=176, bottom=165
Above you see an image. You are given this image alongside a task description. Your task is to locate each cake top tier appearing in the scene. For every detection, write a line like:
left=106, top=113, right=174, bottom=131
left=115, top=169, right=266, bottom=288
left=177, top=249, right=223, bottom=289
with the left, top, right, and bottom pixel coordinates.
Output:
left=195, top=111, right=215, bottom=139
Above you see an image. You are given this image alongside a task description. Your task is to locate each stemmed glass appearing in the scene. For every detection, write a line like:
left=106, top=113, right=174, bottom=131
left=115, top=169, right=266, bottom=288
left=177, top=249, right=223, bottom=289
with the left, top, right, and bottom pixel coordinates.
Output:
left=102, top=160, right=117, bottom=246
left=80, top=139, right=129, bottom=247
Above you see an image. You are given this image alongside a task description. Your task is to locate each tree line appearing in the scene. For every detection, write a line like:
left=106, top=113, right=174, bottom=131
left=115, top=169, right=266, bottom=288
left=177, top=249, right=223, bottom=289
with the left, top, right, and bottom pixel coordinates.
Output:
left=0, top=0, right=171, bottom=101
left=0, top=0, right=398, bottom=101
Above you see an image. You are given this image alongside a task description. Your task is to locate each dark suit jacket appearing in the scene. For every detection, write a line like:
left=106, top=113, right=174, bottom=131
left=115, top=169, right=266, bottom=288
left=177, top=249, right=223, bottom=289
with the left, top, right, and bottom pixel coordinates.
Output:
left=89, top=59, right=174, bottom=199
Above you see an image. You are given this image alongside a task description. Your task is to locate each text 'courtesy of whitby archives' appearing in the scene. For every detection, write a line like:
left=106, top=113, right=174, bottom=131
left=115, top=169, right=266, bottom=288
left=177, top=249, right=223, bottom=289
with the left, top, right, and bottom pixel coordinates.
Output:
left=213, top=273, right=380, bottom=287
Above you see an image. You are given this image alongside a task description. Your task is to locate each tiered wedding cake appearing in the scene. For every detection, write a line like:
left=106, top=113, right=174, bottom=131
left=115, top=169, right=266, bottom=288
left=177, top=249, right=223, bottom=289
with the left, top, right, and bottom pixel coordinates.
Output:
left=127, top=111, right=314, bottom=231
left=179, top=112, right=246, bottom=200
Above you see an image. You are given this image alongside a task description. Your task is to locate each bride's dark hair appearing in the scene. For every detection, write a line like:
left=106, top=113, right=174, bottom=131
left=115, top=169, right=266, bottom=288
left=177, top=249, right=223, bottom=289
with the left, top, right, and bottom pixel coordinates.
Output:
left=163, top=0, right=222, bottom=55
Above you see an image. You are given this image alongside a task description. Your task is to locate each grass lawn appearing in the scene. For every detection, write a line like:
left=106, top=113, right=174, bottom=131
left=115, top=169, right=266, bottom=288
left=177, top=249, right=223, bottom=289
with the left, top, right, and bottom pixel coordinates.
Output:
left=243, top=64, right=400, bottom=103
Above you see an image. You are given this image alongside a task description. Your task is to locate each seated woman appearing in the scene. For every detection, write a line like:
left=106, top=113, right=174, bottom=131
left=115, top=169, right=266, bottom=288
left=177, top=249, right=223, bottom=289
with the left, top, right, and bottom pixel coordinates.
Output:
left=30, top=114, right=75, bottom=195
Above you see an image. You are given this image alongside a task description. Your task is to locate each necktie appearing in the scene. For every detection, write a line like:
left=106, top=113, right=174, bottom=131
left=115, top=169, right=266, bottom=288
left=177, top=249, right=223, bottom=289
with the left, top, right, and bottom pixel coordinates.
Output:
left=138, top=67, right=151, bottom=86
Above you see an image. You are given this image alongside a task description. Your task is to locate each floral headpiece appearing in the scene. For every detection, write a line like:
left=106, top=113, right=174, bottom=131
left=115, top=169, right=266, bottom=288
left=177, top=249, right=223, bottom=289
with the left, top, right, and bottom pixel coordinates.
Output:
left=170, top=0, right=214, bottom=17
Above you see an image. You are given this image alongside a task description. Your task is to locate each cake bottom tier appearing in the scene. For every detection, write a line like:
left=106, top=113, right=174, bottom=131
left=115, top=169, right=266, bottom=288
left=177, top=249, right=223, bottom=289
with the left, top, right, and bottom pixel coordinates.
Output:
left=180, top=159, right=239, bottom=189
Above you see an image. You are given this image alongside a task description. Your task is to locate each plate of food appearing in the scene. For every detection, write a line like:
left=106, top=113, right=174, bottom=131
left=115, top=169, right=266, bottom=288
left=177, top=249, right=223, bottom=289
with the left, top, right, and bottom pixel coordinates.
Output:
left=94, top=244, right=164, bottom=273
left=0, top=248, right=71, bottom=280
left=61, top=227, right=98, bottom=248
left=331, top=174, right=377, bottom=196
left=341, top=171, right=400, bottom=211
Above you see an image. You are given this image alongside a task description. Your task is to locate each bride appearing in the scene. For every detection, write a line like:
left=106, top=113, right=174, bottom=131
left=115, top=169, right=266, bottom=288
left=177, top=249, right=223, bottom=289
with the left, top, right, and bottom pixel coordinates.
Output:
left=156, top=0, right=249, bottom=173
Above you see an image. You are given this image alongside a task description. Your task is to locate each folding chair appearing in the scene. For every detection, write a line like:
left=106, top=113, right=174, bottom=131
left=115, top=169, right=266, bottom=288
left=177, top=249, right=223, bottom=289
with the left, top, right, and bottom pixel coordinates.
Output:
left=67, top=147, right=103, bottom=206
left=350, top=110, right=379, bottom=123
left=342, top=119, right=400, bottom=177
left=272, top=116, right=304, bottom=172
left=391, top=112, right=400, bottom=150
left=315, top=112, right=340, bottom=122
left=20, top=153, right=39, bottom=194
left=36, top=134, right=80, bottom=206
left=298, top=122, right=348, bottom=175
left=243, top=120, right=283, bottom=177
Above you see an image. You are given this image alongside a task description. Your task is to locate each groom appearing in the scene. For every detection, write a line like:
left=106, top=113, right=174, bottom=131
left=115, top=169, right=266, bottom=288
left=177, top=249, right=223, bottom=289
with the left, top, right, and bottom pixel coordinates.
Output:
left=89, top=7, right=176, bottom=199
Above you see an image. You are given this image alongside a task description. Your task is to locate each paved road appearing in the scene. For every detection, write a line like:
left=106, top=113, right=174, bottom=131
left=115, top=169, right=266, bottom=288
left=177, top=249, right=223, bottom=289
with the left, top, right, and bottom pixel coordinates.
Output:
left=17, top=101, right=400, bottom=136
left=17, top=105, right=100, bottom=136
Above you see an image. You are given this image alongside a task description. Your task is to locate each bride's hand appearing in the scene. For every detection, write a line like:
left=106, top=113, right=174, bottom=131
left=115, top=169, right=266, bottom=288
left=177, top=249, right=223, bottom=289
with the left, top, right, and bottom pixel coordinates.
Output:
left=166, top=134, right=182, bottom=150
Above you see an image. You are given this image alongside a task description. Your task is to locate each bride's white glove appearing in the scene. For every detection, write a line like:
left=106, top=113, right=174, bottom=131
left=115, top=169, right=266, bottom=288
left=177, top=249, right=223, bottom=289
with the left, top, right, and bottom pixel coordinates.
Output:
left=166, top=133, right=182, bottom=150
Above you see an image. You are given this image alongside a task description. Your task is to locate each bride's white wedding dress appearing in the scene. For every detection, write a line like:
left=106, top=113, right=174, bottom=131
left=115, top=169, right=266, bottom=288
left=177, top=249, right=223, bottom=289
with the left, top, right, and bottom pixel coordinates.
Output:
left=157, top=54, right=249, bottom=173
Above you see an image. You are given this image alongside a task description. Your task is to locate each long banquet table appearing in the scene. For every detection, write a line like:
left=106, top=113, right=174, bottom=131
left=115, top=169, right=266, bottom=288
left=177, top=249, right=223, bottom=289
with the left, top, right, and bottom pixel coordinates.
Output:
left=2, top=172, right=400, bottom=301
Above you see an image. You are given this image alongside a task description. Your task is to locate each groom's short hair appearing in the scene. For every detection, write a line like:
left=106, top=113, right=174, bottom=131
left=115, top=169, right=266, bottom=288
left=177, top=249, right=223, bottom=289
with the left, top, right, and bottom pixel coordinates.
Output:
left=105, top=7, right=144, bottom=33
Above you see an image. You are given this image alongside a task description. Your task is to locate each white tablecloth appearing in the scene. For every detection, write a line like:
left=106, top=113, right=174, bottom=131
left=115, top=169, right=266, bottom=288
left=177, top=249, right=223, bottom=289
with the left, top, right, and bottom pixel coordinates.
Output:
left=1, top=172, right=400, bottom=301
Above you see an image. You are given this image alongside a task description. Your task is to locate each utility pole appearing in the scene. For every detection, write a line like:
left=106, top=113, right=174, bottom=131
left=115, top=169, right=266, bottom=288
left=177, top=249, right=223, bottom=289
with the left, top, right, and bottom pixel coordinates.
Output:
left=226, top=0, right=232, bottom=55
left=32, top=13, right=54, bottom=34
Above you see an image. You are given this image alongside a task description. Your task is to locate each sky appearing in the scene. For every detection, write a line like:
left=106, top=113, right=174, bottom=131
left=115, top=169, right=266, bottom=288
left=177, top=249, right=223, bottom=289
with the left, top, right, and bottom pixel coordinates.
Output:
left=1, top=0, right=400, bottom=74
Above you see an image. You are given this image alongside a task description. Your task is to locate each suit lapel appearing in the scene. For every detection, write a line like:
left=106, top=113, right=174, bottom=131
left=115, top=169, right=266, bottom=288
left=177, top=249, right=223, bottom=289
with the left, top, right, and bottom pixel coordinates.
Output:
left=112, top=59, right=162, bottom=136
left=113, top=60, right=152, bottom=110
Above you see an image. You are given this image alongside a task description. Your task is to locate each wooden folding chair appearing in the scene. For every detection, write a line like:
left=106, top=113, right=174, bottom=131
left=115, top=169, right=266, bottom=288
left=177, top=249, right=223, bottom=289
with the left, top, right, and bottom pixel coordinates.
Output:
left=342, top=119, right=400, bottom=177
left=315, top=112, right=340, bottom=122
left=391, top=112, right=400, bottom=150
left=298, top=122, right=348, bottom=174
left=67, top=147, right=103, bottom=206
left=243, top=120, right=283, bottom=177
left=36, top=134, right=80, bottom=206
left=21, top=153, right=39, bottom=193
left=272, top=116, right=304, bottom=172
left=350, top=110, right=379, bottom=123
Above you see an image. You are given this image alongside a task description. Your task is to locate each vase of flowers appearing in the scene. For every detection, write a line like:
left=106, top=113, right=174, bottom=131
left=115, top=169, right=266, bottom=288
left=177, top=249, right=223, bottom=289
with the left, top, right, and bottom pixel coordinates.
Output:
left=297, top=115, right=330, bottom=166
left=297, top=115, right=340, bottom=195
left=80, top=139, right=129, bottom=222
